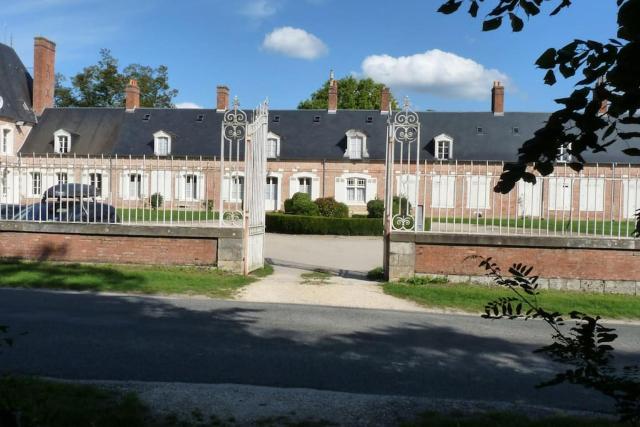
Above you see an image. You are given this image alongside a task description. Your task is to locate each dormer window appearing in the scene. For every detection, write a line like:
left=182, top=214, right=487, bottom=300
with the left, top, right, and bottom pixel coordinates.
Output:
left=557, top=143, right=572, bottom=163
left=345, top=129, right=369, bottom=160
left=434, top=133, right=453, bottom=160
left=153, top=131, right=171, bottom=156
left=53, top=129, right=71, bottom=154
left=266, top=132, right=280, bottom=159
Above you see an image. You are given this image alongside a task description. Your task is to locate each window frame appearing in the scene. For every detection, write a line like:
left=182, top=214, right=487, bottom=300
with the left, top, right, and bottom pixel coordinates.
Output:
left=153, top=130, right=172, bottom=156
left=1, top=126, right=13, bottom=155
left=53, top=129, right=72, bottom=154
left=345, top=129, right=369, bottom=160
left=346, top=177, right=367, bottom=203
left=266, top=132, right=280, bottom=159
left=433, top=133, right=453, bottom=160
left=557, top=143, right=572, bottom=163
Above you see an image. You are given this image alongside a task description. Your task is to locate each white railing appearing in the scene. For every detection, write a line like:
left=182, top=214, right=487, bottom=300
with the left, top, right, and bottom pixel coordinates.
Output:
left=0, top=153, right=243, bottom=228
left=393, top=161, right=640, bottom=239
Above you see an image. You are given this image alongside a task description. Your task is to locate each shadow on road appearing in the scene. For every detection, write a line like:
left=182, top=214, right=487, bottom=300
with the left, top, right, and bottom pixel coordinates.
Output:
left=1, top=288, right=635, bottom=415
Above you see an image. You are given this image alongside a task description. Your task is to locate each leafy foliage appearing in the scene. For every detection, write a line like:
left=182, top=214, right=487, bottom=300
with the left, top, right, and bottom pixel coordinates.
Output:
left=266, top=213, right=383, bottom=236
left=366, top=199, right=385, bottom=218
left=437, top=0, right=640, bottom=194
left=314, top=197, right=349, bottom=218
left=283, top=192, right=320, bottom=216
left=55, top=49, right=178, bottom=108
left=474, top=256, right=640, bottom=424
left=298, top=76, right=398, bottom=110
left=393, top=196, right=411, bottom=216
left=150, top=193, right=164, bottom=210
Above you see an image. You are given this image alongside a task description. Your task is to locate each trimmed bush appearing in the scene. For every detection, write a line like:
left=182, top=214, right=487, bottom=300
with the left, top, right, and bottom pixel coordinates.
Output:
left=266, top=213, right=383, bottom=236
left=351, top=214, right=369, bottom=218
left=315, top=197, right=349, bottom=218
left=367, top=199, right=384, bottom=218
left=284, top=192, right=320, bottom=216
left=150, top=193, right=163, bottom=209
left=393, top=196, right=411, bottom=216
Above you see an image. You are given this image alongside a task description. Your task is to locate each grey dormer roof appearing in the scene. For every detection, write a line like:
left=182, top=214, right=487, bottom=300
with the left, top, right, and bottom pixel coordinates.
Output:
left=19, top=107, right=640, bottom=164
left=0, top=43, right=36, bottom=124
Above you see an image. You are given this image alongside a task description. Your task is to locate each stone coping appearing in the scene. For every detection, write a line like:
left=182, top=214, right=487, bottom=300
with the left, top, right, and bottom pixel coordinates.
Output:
left=0, top=221, right=243, bottom=239
left=390, top=232, right=640, bottom=251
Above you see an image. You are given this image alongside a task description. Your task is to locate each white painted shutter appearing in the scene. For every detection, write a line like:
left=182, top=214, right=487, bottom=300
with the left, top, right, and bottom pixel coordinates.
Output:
left=431, top=175, right=456, bottom=208
left=175, top=172, right=185, bottom=201
left=517, top=181, right=543, bottom=217
left=623, top=179, right=640, bottom=218
left=466, top=176, right=491, bottom=209
left=197, top=173, right=205, bottom=200
left=311, top=177, right=320, bottom=200
left=579, top=178, right=604, bottom=211
left=334, top=177, right=346, bottom=202
left=396, top=175, right=417, bottom=206
left=141, top=173, right=149, bottom=197
left=222, top=176, right=230, bottom=201
left=548, top=177, right=572, bottom=211
left=366, top=178, right=377, bottom=202
left=289, top=176, right=298, bottom=197
left=120, top=172, right=129, bottom=200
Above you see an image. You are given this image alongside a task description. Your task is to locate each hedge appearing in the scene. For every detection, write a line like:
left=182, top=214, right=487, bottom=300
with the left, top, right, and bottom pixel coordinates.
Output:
left=266, top=213, right=383, bottom=236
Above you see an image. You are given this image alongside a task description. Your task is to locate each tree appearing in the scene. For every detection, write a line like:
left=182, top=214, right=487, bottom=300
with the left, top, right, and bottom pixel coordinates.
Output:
left=437, top=0, right=640, bottom=193
left=298, top=75, right=398, bottom=110
left=55, top=49, right=178, bottom=108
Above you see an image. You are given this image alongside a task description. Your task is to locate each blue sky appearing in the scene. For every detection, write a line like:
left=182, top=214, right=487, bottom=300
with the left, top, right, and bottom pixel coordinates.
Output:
left=2, top=0, right=619, bottom=112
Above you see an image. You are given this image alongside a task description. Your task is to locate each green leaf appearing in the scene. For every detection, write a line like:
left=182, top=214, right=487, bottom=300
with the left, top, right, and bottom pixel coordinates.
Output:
left=509, top=13, right=524, bottom=32
left=520, top=0, right=540, bottom=16
left=437, top=0, right=463, bottom=14
left=468, top=0, right=479, bottom=17
left=535, top=48, right=557, bottom=69
left=622, top=148, right=640, bottom=156
left=544, top=70, right=557, bottom=85
left=482, top=17, right=503, bottom=31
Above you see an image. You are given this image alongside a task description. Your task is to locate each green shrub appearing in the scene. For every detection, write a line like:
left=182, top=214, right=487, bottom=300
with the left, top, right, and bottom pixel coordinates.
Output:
left=393, top=196, right=411, bottom=216
left=351, top=214, right=369, bottom=218
left=150, top=193, right=163, bottom=210
left=266, top=213, right=383, bottom=236
left=315, top=197, right=349, bottom=218
left=367, top=199, right=384, bottom=218
left=284, top=192, right=320, bottom=216
left=367, top=267, right=385, bottom=281
left=400, top=275, right=448, bottom=285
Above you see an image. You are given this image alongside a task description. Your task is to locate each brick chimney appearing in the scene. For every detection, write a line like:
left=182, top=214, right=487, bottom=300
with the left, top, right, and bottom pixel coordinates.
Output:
left=33, top=36, right=56, bottom=116
left=491, top=81, right=504, bottom=116
left=217, top=86, right=230, bottom=111
left=380, top=86, right=391, bottom=114
left=327, top=70, right=338, bottom=114
left=125, top=79, right=140, bottom=110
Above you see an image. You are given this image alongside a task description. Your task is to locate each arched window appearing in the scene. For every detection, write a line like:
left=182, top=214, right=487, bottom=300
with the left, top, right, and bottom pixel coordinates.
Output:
left=345, top=129, right=369, bottom=160
left=53, top=129, right=71, bottom=154
left=433, top=133, right=453, bottom=160
left=0, top=126, right=13, bottom=155
left=153, top=130, right=172, bottom=156
left=266, top=132, right=280, bottom=159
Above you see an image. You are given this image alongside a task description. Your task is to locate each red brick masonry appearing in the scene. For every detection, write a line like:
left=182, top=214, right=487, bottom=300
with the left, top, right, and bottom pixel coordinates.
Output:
left=416, top=243, right=640, bottom=281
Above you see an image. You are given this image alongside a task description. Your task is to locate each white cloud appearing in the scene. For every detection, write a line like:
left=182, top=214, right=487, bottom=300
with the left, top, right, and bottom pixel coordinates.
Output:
left=241, top=0, right=278, bottom=19
left=361, top=49, right=509, bottom=100
left=176, top=102, right=203, bottom=109
left=262, top=27, right=328, bottom=60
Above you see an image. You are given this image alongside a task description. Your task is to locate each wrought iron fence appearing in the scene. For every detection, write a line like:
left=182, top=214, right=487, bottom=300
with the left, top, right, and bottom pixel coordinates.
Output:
left=393, top=160, right=640, bottom=239
left=0, top=153, right=245, bottom=227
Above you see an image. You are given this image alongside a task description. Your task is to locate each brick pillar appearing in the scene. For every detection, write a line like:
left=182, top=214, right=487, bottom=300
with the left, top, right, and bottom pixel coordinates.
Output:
left=125, top=79, right=140, bottom=110
left=328, top=70, right=338, bottom=114
left=33, top=37, right=56, bottom=116
left=217, top=86, right=230, bottom=112
left=491, top=81, right=504, bottom=116
left=380, top=86, right=391, bottom=114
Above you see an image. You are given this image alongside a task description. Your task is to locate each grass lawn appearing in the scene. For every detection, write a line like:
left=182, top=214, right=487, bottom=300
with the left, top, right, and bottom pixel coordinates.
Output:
left=383, top=279, right=640, bottom=320
left=116, top=209, right=218, bottom=223
left=431, top=216, right=637, bottom=237
left=0, top=261, right=271, bottom=298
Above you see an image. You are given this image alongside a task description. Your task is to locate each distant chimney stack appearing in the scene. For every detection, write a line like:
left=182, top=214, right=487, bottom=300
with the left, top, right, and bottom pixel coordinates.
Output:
left=380, top=86, right=391, bottom=114
left=491, top=81, right=504, bottom=116
left=125, top=79, right=140, bottom=110
left=328, top=70, right=338, bottom=114
left=33, top=36, right=56, bottom=116
left=217, top=86, right=230, bottom=111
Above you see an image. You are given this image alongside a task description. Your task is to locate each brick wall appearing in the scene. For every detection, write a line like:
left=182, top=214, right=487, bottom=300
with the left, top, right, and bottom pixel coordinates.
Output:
left=0, top=228, right=218, bottom=266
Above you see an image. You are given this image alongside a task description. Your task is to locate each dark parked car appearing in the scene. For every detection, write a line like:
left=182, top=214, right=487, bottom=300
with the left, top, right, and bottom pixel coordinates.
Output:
left=0, top=204, right=21, bottom=220
left=13, top=184, right=120, bottom=223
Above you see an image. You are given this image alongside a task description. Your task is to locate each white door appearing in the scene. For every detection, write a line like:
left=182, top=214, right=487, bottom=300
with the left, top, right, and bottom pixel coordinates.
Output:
left=548, top=177, right=572, bottom=211
left=623, top=179, right=640, bottom=219
left=265, top=176, right=278, bottom=211
left=517, top=181, right=542, bottom=217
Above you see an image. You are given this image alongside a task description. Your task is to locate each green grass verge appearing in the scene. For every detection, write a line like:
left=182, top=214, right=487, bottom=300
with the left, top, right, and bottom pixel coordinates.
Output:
left=383, top=280, right=640, bottom=320
left=403, top=411, right=622, bottom=427
left=116, top=209, right=218, bottom=223
left=0, top=261, right=254, bottom=298
left=431, top=216, right=636, bottom=237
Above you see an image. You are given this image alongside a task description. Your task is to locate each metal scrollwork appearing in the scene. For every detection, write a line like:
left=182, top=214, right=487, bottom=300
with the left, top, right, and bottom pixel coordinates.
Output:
left=392, top=97, right=419, bottom=145
left=222, top=97, right=248, bottom=143
left=392, top=214, right=415, bottom=231
left=222, top=210, right=243, bottom=226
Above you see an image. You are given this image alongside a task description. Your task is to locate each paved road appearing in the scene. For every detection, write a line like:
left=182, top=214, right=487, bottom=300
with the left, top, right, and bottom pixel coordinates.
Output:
left=1, top=289, right=639, bottom=414
left=265, top=233, right=382, bottom=274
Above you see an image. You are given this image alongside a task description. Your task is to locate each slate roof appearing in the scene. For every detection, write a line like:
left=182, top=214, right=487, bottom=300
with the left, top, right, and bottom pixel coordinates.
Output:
left=0, top=43, right=36, bottom=123
left=19, top=106, right=640, bottom=164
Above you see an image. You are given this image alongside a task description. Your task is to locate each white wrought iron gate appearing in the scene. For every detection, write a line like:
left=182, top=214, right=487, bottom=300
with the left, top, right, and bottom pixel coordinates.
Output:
left=220, top=98, right=268, bottom=274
